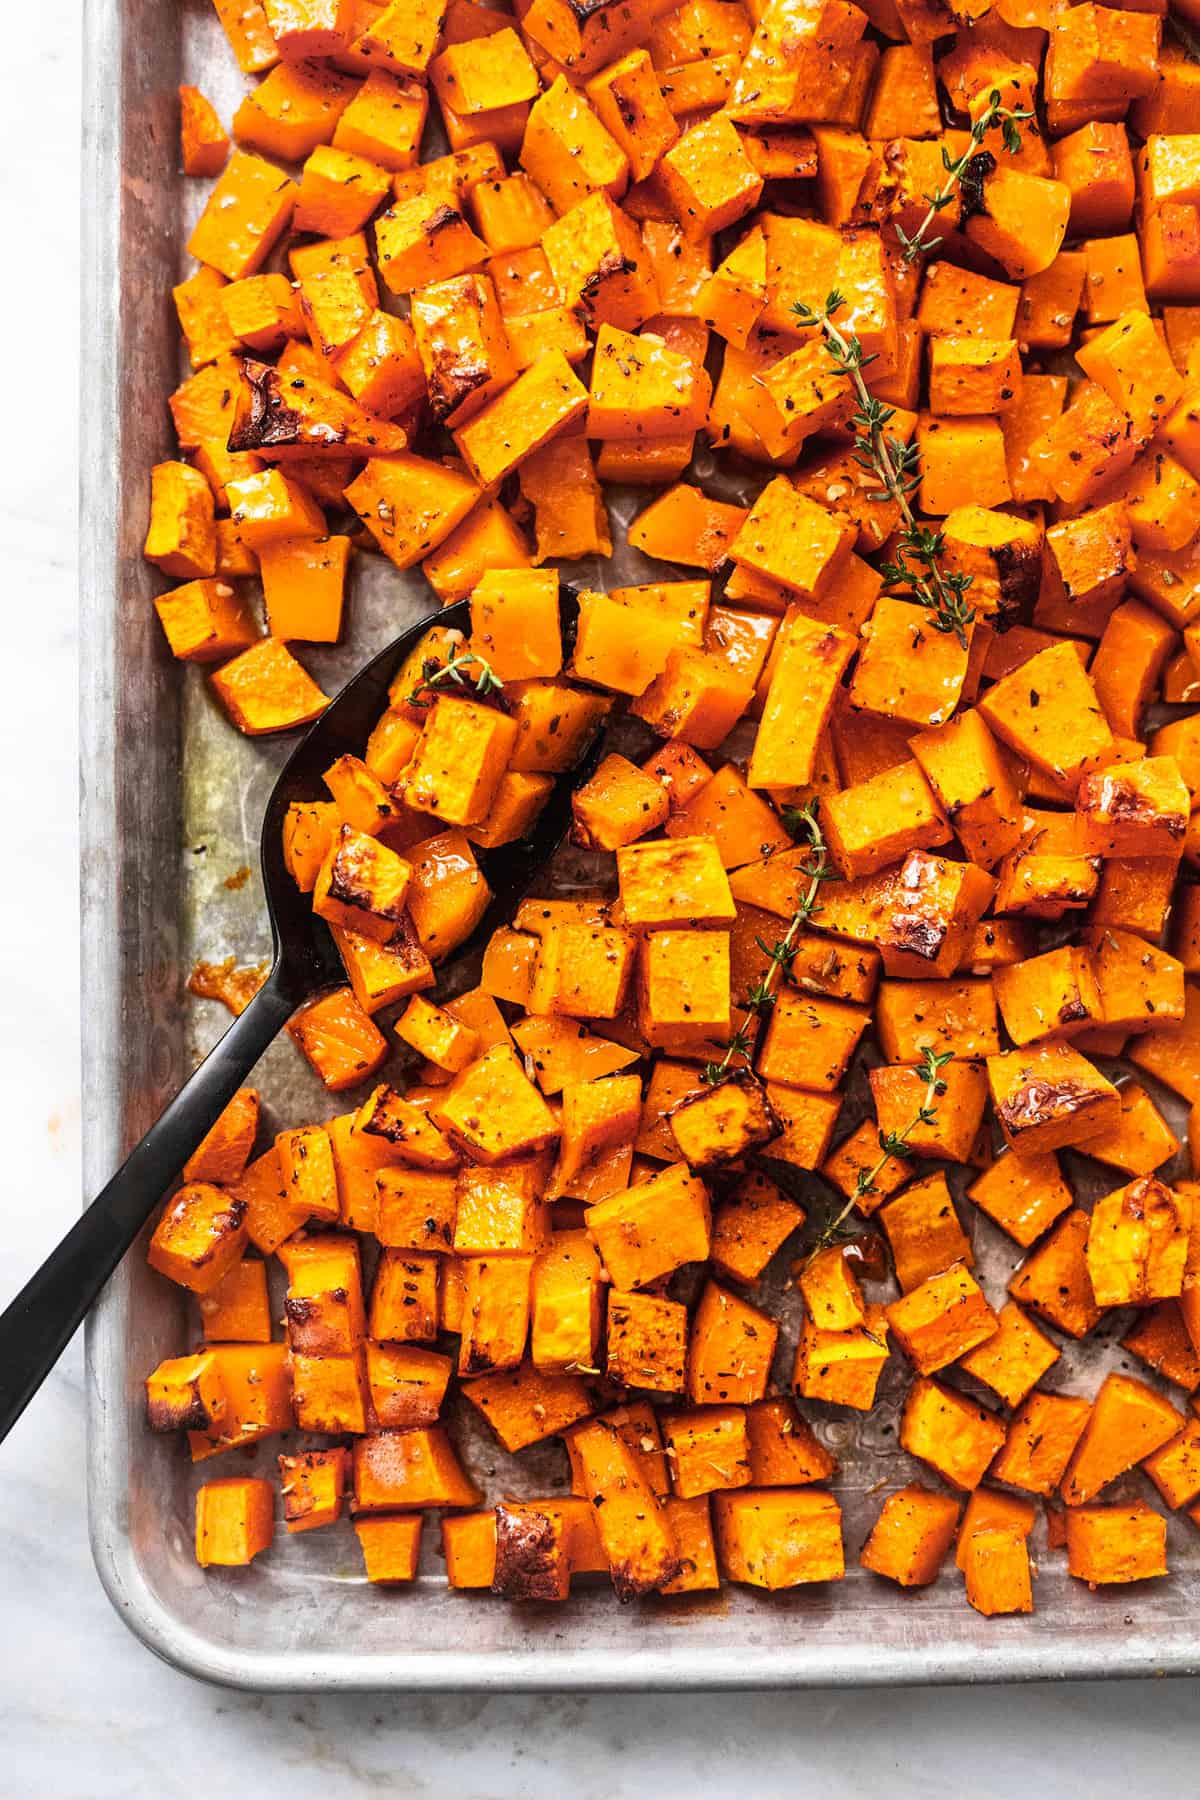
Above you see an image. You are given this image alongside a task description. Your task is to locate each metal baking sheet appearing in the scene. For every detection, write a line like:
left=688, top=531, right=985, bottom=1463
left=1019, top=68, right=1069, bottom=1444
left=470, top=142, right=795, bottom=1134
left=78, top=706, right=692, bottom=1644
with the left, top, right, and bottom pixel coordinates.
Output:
left=81, top=0, right=1200, bottom=1689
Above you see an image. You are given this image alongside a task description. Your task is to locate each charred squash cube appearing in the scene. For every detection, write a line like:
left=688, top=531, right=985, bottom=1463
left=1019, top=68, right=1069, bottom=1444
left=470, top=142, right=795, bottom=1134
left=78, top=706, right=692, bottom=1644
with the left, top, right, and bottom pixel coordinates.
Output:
left=668, top=1072, right=779, bottom=1168
left=1075, top=756, right=1191, bottom=859
left=313, top=824, right=413, bottom=941
left=145, top=1352, right=229, bottom=1435
left=987, top=1042, right=1121, bottom=1156
left=148, top=1182, right=249, bottom=1295
left=278, top=1447, right=350, bottom=1535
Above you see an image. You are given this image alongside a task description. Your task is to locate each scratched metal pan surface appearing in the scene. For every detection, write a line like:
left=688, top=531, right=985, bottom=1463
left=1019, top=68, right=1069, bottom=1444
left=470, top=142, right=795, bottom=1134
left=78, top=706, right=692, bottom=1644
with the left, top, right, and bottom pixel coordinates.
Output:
left=80, top=0, right=1200, bottom=1691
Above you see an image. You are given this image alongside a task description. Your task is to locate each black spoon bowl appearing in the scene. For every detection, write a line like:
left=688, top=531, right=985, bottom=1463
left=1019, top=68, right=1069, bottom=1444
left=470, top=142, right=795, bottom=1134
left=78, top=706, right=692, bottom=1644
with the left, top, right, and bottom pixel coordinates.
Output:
left=0, top=587, right=601, bottom=1444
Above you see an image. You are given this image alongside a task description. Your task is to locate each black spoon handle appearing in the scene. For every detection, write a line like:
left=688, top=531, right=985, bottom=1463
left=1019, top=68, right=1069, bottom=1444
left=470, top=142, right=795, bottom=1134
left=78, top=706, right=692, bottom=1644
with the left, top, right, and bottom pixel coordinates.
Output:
left=0, top=963, right=297, bottom=1444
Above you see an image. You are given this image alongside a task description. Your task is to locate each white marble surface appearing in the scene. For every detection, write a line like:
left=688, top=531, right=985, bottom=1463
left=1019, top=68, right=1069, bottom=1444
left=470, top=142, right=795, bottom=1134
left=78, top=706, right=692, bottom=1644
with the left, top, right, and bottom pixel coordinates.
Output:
left=1, top=6, right=1199, bottom=1793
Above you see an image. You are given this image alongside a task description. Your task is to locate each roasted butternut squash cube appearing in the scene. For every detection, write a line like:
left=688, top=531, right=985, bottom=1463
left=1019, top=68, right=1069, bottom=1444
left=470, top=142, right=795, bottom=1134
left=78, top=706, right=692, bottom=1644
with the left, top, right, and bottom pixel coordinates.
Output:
left=570, top=1418, right=682, bottom=1597
left=376, top=1166, right=457, bottom=1252
left=454, top=1159, right=550, bottom=1254
left=313, top=825, right=412, bottom=942
left=353, top=1425, right=481, bottom=1511
left=1008, top=1209, right=1103, bottom=1339
left=458, top=1254, right=534, bottom=1375
left=571, top=587, right=684, bottom=697
left=707, top=1170, right=804, bottom=1285
left=144, top=461, right=217, bottom=580
left=713, top=1489, right=843, bottom=1590
left=410, top=272, right=517, bottom=428
left=603, top=1288, right=685, bottom=1393
left=529, top=1231, right=602, bottom=1372
left=507, top=679, right=611, bottom=773
left=588, top=324, right=711, bottom=441
left=354, top=1082, right=457, bottom=1168
left=188, top=150, right=297, bottom=281
left=369, top=1248, right=440, bottom=1342
left=432, top=1044, right=559, bottom=1164
left=405, top=828, right=492, bottom=959
left=148, top=1183, right=248, bottom=1295
left=659, top=111, right=763, bottom=240
left=528, top=921, right=637, bottom=1021
left=195, top=1477, right=274, bottom=1568
left=400, top=695, right=517, bottom=829
left=758, top=992, right=869, bottom=1092
left=860, top=1484, right=962, bottom=1589
left=467, top=566, right=561, bottom=683
left=879, top=1171, right=973, bottom=1294
left=929, top=335, right=1022, bottom=416
left=1062, top=1371, right=1183, bottom=1505
left=900, top=1376, right=1006, bottom=1491
left=848, top=597, right=972, bottom=729
left=910, top=708, right=1025, bottom=868
left=283, top=1233, right=366, bottom=1357
left=211, top=636, right=332, bottom=736
left=991, top=1391, right=1092, bottom=1496
left=687, top=1280, right=778, bottom=1405
left=348, top=453, right=481, bottom=570
left=618, top=837, right=736, bottom=929
left=375, top=193, right=487, bottom=292
left=874, top=977, right=999, bottom=1067
left=668, top=1073, right=780, bottom=1169
left=870, top=1059, right=989, bottom=1163
left=731, top=480, right=855, bottom=604
left=824, top=759, right=951, bottom=879
left=585, top=1161, right=711, bottom=1291
left=639, top=929, right=731, bottom=1049
left=1066, top=1502, right=1168, bottom=1585
left=571, top=754, right=670, bottom=853
left=661, top=1406, right=751, bottom=1500
left=197, top=1259, right=272, bottom=1346
left=1076, top=756, right=1191, bottom=859
left=632, top=647, right=756, bottom=750
left=1142, top=1417, right=1200, bottom=1510
left=453, top=350, right=589, bottom=489
left=988, top=1042, right=1120, bottom=1157
left=278, top=1446, right=350, bottom=1537
left=146, top=1352, right=230, bottom=1435
left=1086, top=1176, right=1192, bottom=1307
left=993, top=945, right=1104, bottom=1049
left=886, top=1263, right=999, bottom=1376
left=744, top=1395, right=836, bottom=1488
left=979, top=640, right=1114, bottom=796
left=793, top=1303, right=890, bottom=1411
left=958, top=1301, right=1061, bottom=1410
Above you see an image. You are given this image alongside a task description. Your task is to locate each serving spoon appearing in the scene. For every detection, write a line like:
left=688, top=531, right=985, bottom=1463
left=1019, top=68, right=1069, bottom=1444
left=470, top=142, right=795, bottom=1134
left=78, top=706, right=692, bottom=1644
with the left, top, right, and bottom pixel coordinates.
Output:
left=0, top=589, right=601, bottom=1444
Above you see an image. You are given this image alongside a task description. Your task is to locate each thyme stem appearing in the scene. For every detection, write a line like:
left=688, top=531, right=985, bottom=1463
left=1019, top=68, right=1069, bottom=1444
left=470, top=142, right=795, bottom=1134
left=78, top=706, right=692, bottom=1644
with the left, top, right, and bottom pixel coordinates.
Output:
left=801, top=1047, right=955, bottom=1265
left=701, top=801, right=836, bottom=1086
left=897, top=88, right=1034, bottom=266
left=407, top=647, right=504, bottom=709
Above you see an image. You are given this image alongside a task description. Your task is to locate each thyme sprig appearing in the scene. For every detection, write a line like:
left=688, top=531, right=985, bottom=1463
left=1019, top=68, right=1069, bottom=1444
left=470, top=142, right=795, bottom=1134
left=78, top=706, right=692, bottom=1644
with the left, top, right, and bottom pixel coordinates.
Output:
left=801, top=1047, right=955, bottom=1265
left=407, top=647, right=504, bottom=709
left=792, top=293, right=976, bottom=647
left=701, top=801, right=836, bottom=1086
left=895, top=87, right=1034, bottom=265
